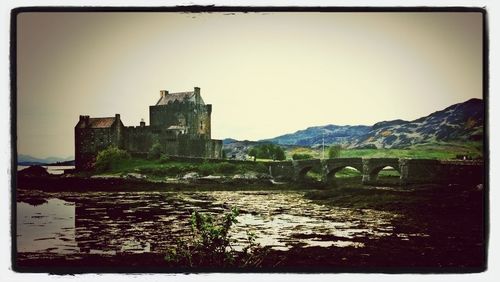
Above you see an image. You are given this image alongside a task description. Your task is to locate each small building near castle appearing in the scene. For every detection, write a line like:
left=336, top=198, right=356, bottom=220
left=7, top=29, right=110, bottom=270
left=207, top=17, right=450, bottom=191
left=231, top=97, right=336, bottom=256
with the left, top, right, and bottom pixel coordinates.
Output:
left=75, top=87, right=223, bottom=170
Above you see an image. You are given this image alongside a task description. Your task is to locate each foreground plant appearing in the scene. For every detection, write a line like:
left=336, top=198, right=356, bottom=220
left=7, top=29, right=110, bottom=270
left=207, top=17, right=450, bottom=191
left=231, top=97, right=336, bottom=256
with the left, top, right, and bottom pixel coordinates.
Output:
left=164, top=207, right=267, bottom=268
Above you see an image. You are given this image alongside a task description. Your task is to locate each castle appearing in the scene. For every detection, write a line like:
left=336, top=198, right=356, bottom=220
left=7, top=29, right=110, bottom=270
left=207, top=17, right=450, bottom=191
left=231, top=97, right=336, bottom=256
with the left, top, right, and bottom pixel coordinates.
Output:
left=75, top=87, right=223, bottom=170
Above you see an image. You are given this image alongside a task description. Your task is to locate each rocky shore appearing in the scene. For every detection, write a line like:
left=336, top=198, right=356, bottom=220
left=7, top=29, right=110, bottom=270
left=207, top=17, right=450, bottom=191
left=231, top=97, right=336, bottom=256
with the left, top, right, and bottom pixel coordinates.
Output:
left=16, top=165, right=327, bottom=191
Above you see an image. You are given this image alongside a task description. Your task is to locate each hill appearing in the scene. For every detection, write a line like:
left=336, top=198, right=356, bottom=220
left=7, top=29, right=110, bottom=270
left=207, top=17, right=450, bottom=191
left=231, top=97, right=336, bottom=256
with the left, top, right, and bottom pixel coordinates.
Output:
left=17, top=154, right=74, bottom=166
left=260, top=98, right=483, bottom=149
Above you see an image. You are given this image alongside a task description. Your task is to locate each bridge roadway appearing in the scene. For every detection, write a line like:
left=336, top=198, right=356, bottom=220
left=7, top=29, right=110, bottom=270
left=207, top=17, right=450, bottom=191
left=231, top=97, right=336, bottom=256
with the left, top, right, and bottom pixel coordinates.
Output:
left=267, top=158, right=484, bottom=185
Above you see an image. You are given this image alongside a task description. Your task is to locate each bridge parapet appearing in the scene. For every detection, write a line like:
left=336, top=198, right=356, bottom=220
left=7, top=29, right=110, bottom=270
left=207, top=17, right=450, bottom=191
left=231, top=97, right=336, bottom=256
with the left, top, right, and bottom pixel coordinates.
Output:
left=398, top=159, right=485, bottom=185
left=267, top=158, right=484, bottom=186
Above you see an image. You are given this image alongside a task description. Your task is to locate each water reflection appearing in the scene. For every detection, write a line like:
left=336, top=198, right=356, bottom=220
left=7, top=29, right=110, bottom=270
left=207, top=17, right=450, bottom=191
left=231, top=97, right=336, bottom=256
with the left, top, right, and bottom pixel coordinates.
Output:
left=17, top=190, right=405, bottom=257
left=17, top=199, right=78, bottom=253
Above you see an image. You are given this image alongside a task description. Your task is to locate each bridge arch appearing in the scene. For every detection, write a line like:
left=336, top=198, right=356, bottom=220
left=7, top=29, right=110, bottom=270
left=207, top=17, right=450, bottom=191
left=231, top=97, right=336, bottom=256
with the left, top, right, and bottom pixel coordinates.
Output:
left=297, top=166, right=314, bottom=181
left=325, top=165, right=363, bottom=184
left=369, top=164, right=400, bottom=177
left=292, top=159, right=322, bottom=182
left=361, top=158, right=401, bottom=184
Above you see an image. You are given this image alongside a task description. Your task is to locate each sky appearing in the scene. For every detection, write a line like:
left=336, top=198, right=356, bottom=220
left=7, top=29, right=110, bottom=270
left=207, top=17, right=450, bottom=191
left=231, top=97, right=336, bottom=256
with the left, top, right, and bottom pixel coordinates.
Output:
left=16, top=11, right=483, bottom=159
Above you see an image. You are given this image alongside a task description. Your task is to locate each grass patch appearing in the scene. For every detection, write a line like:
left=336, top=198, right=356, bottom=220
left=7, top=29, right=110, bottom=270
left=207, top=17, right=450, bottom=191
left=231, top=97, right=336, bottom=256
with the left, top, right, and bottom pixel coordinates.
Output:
left=284, top=141, right=482, bottom=160
left=339, top=141, right=483, bottom=159
left=335, top=167, right=362, bottom=178
left=96, top=157, right=269, bottom=178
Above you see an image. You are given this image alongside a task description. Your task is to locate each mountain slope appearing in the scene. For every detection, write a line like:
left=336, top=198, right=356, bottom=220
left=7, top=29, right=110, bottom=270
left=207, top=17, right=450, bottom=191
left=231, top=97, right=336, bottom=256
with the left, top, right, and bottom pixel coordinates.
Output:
left=17, top=154, right=74, bottom=165
left=260, top=125, right=371, bottom=147
left=257, top=98, right=483, bottom=149
left=351, top=98, right=484, bottom=148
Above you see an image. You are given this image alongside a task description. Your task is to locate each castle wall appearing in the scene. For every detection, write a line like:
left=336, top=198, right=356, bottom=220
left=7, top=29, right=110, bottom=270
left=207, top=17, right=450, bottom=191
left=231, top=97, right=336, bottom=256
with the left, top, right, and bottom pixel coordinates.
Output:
left=173, top=137, right=221, bottom=158
left=123, top=126, right=156, bottom=153
left=75, top=127, right=120, bottom=170
left=149, top=102, right=212, bottom=138
left=121, top=126, right=222, bottom=159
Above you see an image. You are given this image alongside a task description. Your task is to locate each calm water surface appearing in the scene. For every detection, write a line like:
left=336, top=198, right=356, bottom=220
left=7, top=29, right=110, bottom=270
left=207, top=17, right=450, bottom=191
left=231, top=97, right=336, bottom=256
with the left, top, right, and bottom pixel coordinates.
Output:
left=17, top=190, right=418, bottom=258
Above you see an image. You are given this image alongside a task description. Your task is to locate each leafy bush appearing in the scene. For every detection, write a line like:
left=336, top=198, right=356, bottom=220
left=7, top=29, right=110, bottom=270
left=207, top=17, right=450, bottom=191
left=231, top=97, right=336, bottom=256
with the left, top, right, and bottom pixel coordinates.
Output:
left=292, top=153, right=313, bottom=160
left=148, top=142, right=163, bottom=160
left=165, top=208, right=266, bottom=268
left=327, top=144, right=342, bottom=159
left=94, top=146, right=131, bottom=173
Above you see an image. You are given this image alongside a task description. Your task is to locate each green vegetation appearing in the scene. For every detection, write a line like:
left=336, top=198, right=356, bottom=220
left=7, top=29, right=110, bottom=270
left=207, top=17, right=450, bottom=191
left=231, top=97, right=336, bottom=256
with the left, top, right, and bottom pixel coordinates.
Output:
left=248, top=144, right=286, bottom=161
left=334, top=167, right=362, bottom=178
left=327, top=144, right=342, bottom=159
left=284, top=141, right=483, bottom=160
left=286, top=147, right=321, bottom=160
left=94, top=156, right=268, bottom=179
left=291, top=153, right=313, bottom=160
left=339, top=141, right=483, bottom=159
left=94, top=146, right=131, bottom=173
left=165, top=208, right=266, bottom=268
left=148, top=142, right=163, bottom=160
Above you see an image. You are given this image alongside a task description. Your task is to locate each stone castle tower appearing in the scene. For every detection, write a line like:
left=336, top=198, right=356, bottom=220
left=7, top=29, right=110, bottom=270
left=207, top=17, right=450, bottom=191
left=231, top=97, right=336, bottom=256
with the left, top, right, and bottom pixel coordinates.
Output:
left=75, top=87, right=222, bottom=170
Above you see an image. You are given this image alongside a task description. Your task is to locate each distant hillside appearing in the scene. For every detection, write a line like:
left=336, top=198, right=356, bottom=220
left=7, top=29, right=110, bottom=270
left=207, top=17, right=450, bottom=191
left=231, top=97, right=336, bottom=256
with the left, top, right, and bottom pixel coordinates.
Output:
left=260, top=125, right=371, bottom=147
left=248, top=98, right=483, bottom=149
left=350, top=98, right=484, bottom=149
left=17, top=154, right=74, bottom=166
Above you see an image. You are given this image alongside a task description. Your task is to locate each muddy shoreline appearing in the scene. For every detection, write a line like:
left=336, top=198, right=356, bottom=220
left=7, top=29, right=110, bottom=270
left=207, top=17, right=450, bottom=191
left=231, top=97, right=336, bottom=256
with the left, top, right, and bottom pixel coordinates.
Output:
left=16, top=173, right=333, bottom=192
left=14, top=175, right=487, bottom=273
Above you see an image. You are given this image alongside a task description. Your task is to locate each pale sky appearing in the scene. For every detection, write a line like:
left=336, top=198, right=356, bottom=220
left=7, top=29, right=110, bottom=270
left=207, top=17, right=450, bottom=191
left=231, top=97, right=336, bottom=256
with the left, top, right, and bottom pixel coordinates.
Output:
left=16, top=11, right=483, bottom=158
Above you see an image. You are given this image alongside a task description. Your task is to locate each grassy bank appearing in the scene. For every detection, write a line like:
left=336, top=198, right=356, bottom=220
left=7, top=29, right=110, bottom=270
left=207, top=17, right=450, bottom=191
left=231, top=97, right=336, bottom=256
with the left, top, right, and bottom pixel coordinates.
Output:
left=93, top=157, right=269, bottom=180
left=285, top=141, right=483, bottom=160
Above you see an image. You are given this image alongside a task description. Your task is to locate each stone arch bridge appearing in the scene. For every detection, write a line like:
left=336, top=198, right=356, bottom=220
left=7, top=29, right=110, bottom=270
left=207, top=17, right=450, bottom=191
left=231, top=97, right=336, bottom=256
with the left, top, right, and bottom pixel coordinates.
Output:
left=268, top=158, right=484, bottom=186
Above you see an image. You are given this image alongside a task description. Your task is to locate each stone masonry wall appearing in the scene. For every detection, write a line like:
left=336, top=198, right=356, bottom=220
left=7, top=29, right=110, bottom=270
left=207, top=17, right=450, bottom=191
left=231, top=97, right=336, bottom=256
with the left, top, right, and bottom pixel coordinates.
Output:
left=75, top=127, right=120, bottom=169
left=149, top=102, right=212, bottom=138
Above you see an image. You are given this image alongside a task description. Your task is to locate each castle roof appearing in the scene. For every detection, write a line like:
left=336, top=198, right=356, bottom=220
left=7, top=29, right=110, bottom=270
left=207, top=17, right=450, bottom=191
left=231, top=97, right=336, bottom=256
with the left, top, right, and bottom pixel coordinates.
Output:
left=155, top=91, right=205, bottom=106
left=85, top=117, right=116, bottom=128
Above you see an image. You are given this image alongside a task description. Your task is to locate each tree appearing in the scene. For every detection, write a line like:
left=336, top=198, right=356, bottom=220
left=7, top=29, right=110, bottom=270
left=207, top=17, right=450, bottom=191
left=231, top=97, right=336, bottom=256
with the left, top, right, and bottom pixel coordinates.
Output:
left=292, top=153, right=313, bottom=160
left=273, top=146, right=286, bottom=161
left=327, top=144, right=342, bottom=159
left=248, top=147, right=258, bottom=161
left=248, top=144, right=285, bottom=161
